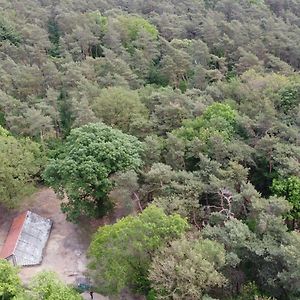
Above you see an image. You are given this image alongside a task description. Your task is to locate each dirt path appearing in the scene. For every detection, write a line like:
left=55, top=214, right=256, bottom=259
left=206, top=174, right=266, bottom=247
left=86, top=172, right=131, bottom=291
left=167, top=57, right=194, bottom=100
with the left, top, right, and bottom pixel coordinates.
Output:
left=0, top=188, right=90, bottom=284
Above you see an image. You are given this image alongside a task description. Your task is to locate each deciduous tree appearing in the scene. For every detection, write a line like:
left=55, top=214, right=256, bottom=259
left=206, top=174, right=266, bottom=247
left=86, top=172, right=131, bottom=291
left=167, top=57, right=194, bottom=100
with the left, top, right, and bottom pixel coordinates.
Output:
left=0, top=259, right=23, bottom=299
left=88, top=205, right=189, bottom=295
left=43, top=123, right=143, bottom=221
left=271, top=176, right=300, bottom=229
left=0, top=130, right=45, bottom=208
left=30, top=271, right=82, bottom=300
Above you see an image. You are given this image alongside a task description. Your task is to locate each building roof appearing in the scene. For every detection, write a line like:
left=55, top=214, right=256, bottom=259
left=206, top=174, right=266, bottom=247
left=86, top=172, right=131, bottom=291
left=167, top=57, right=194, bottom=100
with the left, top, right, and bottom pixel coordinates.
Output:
left=0, top=212, right=27, bottom=260
left=0, top=211, right=53, bottom=266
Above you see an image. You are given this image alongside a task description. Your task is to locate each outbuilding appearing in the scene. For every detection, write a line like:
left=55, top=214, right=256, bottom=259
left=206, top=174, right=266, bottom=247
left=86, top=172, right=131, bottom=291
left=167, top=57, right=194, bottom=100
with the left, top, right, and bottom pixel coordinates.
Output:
left=0, top=211, right=52, bottom=266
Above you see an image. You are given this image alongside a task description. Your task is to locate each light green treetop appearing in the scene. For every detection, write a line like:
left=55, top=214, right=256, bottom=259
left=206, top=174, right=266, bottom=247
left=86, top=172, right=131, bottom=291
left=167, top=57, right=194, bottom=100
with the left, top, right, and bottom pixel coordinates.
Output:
left=0, top=259, right=24, bottom=299
left=175, top=103, right=238, bottom=142
left=30, top=271, right=82, bottom=300
left=88, top=205, right=189, bottom=295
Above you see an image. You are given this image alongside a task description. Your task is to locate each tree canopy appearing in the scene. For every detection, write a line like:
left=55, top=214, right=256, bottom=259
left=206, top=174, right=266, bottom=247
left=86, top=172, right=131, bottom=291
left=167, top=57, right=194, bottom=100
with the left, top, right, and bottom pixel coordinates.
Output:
left=29, top=271, right=82, bottom=300
left=1, top=0, right=300, bottom=299
left=43, top=122, right=143, bottom=221
left=149, top=237, right=226, bottom=299
left=0, top=130, right=45, bottom=208
left=88, top=205, right=188, bottom=295
left=271, top=176, right=300, bottom=229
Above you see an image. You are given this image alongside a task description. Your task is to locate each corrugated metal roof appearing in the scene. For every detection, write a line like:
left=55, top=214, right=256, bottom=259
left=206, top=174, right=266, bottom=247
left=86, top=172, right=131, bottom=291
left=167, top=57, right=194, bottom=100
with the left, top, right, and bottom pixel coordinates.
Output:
left=0, top=211, right=52, bottom=266
left=0, top=212, right=27, bottom=259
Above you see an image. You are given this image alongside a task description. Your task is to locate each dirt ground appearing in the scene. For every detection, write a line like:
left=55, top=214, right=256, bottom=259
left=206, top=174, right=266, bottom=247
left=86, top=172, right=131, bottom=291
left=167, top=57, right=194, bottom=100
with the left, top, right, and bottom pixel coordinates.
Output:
left=0, top=188, right=90, bottom=284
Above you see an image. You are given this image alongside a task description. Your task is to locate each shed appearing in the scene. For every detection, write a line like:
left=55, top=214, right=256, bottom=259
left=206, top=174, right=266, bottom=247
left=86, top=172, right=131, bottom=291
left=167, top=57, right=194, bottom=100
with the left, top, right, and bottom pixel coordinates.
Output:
left=0, top=211, right=53, bottom=266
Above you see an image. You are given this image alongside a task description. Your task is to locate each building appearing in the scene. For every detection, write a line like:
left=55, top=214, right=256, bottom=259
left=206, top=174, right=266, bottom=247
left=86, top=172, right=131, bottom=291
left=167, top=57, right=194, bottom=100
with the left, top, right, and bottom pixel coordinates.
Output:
left=0, top=211, right=53, bottom=266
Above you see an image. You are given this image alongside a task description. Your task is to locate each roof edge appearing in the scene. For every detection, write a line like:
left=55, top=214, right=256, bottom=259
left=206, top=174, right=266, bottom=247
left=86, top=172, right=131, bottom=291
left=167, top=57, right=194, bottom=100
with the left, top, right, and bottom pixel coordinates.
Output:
left=0, top=211, right=28, bottom=259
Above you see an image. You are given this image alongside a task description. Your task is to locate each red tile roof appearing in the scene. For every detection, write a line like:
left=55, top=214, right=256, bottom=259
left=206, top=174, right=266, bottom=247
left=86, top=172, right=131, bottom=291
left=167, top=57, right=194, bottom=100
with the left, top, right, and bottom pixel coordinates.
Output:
left=0, top=212, right=27, bottom=259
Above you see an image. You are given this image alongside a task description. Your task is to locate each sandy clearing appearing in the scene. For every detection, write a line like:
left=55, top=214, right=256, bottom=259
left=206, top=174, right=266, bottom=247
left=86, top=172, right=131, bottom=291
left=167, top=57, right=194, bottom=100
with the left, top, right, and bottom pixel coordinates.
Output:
left=0, top=188, right=90, bottom=284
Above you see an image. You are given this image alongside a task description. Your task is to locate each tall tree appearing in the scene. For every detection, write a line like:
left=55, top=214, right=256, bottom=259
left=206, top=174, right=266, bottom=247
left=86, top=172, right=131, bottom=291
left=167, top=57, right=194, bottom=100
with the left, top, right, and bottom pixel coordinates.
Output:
left=43, top=123, right=143, bottom=221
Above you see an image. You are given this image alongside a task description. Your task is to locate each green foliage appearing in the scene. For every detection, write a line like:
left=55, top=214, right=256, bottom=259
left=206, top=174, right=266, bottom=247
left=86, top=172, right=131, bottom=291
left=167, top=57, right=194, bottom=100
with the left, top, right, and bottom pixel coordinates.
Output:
left=277, top=84, right=300, bottom=114
left=0, top=259, right=23, bottom=300
left=203, top=193, right=298, bottom=299
left=153, top=194, right=198, bottom=219
left=147, top=66, right=169, bottom=86
left=0, top=125, right=9, bottom=137
left=178, top=80, right=187, bottom=93
left=1, top=1, right=300, bottom=299
left=87, top=11, right=108, bottom=32
left=141, top=163, right=203, bottom=222
left=232, top=282, right=275, bottom=300
left=278, top=231, right=300, bottom=298
left=175, top=103, right=237, bottom=142
left=57, top=89, right=73, bottom=137
left=30, top=271, right=82, bottom=300
left=47, top=19, right=61, bottom=57
left=0, top=264, right=82, bottom=300
left=149, top=237, right=226, bottom=299
left=118, top=15, right=158, bottom=42
left=43, top=123, right=143, bottom=221
left=92, top=87, right=148, bottom=134
left=88, top=205, right=189, bottom=295
left=0, top=16, right=20, bottom=45
left=0, top=134, right=45, bottom=208
left=271, top=176, right=300, bottom=226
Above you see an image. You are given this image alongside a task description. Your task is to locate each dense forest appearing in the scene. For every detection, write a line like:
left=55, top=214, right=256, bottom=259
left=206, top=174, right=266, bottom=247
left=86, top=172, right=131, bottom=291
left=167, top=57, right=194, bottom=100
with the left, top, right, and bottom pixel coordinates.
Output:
left=1, top=0, right=300, bottom=299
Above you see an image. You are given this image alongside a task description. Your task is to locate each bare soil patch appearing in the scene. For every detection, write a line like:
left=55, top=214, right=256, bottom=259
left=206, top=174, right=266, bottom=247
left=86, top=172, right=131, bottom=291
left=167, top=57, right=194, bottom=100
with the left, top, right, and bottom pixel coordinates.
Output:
left=0, top=188, right=90, bottom=284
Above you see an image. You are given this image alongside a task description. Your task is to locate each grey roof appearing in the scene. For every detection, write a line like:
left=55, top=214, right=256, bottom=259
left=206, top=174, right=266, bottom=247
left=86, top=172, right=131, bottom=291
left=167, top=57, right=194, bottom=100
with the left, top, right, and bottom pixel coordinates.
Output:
left=12, top=211, right=52, bottom=266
